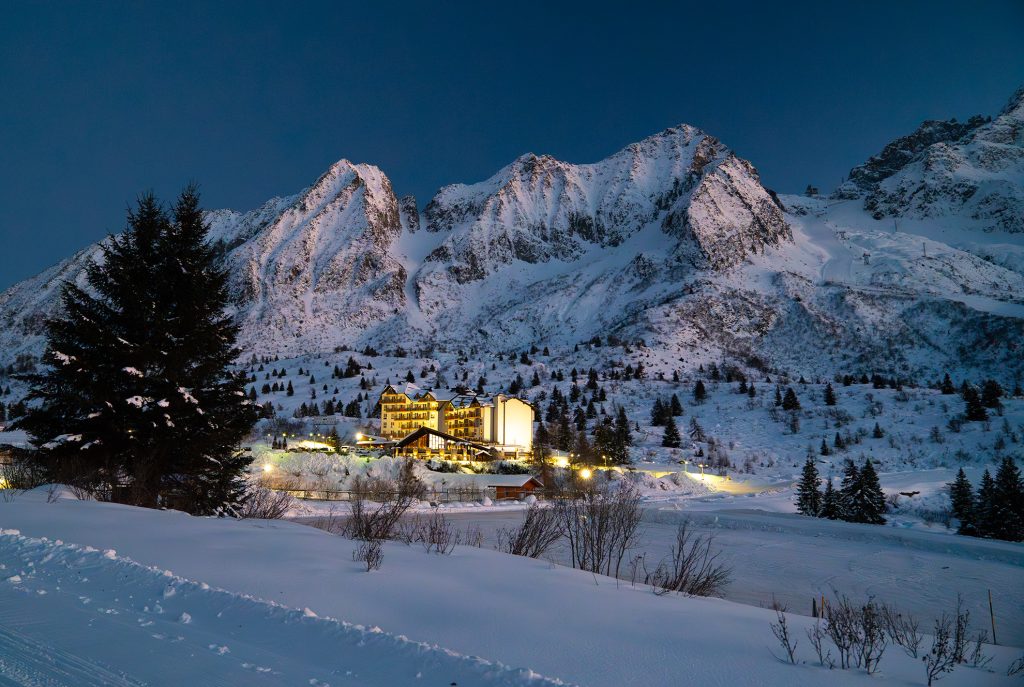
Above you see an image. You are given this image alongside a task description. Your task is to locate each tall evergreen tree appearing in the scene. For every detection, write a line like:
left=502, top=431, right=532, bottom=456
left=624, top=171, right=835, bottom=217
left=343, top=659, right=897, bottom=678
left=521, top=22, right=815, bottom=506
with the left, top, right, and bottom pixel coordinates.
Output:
left=650, top=398, right=667, bottom=426
left=838, top=459, right=859, bottom=520
left=823, top=383, right=836, bottom=406
left=693, top=380, right=707, bottom=404
left=661, top=417, right=681, bottom=448
left=852, top=459, right=887, bottom=525
left=19, top=188, right=256, bottom=513
left=981, top=379, right=1004, bottom=410
left=611, top=405, right=632, bottom=464
left=948, top=468, right=976, bottom=535
left=781, top=387, right=801, bottom=411
left=669, top=394, right=683, bottom=417
left=962, top=385, right=988, bottom=422
left=820, top=479, right=842, bottom=520
left=795, top=457, right=822, bottom=516
left=940, top=373, right=955, bottom=394
left=990, top=456, right=1024, bottom=541
left=975, top=470, right=997, bottom=537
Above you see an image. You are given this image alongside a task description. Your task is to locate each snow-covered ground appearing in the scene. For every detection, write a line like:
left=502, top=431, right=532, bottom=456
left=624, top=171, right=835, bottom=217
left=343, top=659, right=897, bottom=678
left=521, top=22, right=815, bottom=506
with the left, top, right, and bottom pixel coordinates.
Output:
left=2, top=489, right=1022, bottom=686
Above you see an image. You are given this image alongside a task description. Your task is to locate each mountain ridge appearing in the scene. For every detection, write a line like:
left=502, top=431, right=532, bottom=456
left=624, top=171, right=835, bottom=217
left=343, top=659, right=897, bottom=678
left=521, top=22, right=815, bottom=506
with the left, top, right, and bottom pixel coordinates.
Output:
left=2, top=91, right=1023, bottom=382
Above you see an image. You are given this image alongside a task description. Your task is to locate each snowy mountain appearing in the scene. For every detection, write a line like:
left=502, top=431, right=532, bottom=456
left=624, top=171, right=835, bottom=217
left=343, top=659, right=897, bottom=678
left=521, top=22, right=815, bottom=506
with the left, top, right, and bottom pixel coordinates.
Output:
left=1, top=90, right=1023, bottom=382
left=835, top=88, right=1024, bottom=234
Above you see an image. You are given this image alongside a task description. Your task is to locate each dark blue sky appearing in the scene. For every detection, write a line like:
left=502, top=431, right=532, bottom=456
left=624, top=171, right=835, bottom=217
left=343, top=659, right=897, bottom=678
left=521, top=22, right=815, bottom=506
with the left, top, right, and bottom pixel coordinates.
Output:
left=2, top=1, right=1022, bottom=290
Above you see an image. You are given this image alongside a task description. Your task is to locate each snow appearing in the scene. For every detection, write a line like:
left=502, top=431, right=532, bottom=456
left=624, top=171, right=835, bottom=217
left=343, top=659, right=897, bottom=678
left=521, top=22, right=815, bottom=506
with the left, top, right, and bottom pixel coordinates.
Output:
left=0, top=489, right=1020, bottom=686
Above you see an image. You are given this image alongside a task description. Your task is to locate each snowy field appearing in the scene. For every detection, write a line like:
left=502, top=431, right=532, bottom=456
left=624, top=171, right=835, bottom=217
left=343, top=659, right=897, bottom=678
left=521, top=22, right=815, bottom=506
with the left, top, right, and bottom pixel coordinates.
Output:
left=1, top=489, right=1022, bottom=686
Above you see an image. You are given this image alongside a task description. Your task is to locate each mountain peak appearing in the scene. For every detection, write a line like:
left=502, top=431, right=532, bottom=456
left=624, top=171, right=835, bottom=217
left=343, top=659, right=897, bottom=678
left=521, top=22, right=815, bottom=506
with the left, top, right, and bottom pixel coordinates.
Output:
left=999, top=85, right=1024, bottom=118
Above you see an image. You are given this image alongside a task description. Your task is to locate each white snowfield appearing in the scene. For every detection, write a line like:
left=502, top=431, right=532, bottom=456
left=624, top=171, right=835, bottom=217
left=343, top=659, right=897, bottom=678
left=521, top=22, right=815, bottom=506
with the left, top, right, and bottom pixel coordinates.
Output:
left=0, top=530, right=562, bottom=687
left=1, top=489, right=1021, bottom=687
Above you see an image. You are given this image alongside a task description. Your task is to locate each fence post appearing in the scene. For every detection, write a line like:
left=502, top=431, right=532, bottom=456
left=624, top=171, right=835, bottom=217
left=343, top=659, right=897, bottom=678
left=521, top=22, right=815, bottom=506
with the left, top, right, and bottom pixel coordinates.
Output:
left=989, top=589, right=998, bottom=645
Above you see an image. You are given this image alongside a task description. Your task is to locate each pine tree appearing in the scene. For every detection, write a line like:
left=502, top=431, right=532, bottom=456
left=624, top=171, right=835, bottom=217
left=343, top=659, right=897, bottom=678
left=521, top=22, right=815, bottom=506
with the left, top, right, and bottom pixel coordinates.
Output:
left=650, top=398, right=667, bottom=426
left=854, top=459, right=887, bottom=524
left=693, top=380, right=707, bottom=404
left=975, top=470, right=997, bottom=537
left=990, top=456, right=1024, bottom=541
left=962, top=385, right=988, bottom=422
left=612, top=405, right=632, bottom=463
left=661, top=417, right=681, bottom=448
left=823, top=383, right=837, bottom=406
left=670, top=394, right=683, bottom=417
left=948, top=468, right=976, bottom=535
left=795, top=457, right=822, bottom=516
left=940, top=373, right=955, bottom=394
left=838, top=459, right=859, bottom=520
left=782, top=387, right=801, bottom=411
left=820, top=479, right=842, bottom=519
left=820, top=438, right=831, bottom=456
left=981, top=379, right=1004, bottom=410
left=286, top=380, right=294, bottom=396
left=872, top=422, right=884, bottom=438
left=19, top=188, right=256, bottom=513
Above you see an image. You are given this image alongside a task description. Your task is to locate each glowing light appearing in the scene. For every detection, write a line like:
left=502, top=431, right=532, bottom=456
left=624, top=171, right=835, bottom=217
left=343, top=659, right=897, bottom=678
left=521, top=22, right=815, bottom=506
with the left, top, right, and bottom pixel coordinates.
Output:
left=579, top=468, right=593, bottom=480
left=355, top=433, right=363, bottom=440
left=262, top=463, right=274, bottom=473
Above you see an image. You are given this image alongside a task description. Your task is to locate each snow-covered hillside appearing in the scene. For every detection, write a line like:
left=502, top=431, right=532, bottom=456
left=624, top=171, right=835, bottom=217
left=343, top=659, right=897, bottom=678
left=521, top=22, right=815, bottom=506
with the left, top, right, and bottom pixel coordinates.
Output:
left=2, top=490, right=1021, bottom=686
left=1, top=89, right=1023, bottom=383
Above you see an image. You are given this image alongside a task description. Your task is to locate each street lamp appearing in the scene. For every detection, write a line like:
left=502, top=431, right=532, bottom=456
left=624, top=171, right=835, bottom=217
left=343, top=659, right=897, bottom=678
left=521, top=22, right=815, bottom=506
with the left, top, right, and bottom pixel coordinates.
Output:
left=699, top=463, right=706, bottom=479
left=579, top=468, right=592, bottom=480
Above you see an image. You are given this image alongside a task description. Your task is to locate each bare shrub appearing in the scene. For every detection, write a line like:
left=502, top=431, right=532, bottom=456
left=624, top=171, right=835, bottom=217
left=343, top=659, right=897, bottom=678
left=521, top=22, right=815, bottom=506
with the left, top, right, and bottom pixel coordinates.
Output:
left=925, top=613, right=957, bottom=685
left=950, top=594, right=970, bottom=664
left=0, top=455, right=45, bottom=496
left=1008, top=654, right=1024, bottom=676
left=417, top=511, right=457, bottom=555
left=346, top=461, right=422, bottom=542
left=880, top=604, right=922, bottom=657
left=822, top=596, right=887, bottom=673
left=554, top=483, right=643, bottom=578
left=643, top=520, right=731, bottom=597
left=770, top=610, right=798, bottom=664
left=967, top=632, right=991, bottom=670
left=239, top=484, right=295, bottom=519
left=806, top=621, right=834, bottom=668
left=496, top=504, right=562, bottom=558
left=352, top=539, right=382, bottom=571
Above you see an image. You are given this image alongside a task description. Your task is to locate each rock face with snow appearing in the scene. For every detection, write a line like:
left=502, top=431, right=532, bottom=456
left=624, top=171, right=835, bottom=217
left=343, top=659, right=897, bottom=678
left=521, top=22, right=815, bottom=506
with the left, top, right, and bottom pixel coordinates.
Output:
left=421, top=125, right=790, bottom=282
left=1, top=90, right=1023, bottom=381
left=835, top=88, right=1024, bottom=232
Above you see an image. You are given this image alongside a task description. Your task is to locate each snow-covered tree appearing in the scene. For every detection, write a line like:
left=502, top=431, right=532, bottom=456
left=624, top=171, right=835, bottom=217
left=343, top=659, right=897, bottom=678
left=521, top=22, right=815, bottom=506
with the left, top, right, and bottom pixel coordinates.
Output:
left=795, top=457, right=822, bottom=516
left=19, top=188, right=256, bottom=513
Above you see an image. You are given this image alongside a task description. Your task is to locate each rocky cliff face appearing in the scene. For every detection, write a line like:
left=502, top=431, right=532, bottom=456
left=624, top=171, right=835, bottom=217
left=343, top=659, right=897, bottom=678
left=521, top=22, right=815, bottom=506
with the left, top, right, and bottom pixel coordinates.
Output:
left=835, top=89, right=1024, bottom=232
left=421, top=125, right=790, bottom=284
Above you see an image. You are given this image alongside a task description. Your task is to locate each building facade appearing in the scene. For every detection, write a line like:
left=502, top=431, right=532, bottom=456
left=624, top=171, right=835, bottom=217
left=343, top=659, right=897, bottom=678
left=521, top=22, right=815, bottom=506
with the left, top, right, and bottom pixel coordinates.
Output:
left=379, top=385, right=534, bottom=459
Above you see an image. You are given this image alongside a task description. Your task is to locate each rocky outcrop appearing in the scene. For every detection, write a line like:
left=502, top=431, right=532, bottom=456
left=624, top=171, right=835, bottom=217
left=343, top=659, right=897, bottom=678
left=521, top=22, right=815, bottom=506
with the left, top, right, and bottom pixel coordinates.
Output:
left=835, top=88, right=1024, bottom=232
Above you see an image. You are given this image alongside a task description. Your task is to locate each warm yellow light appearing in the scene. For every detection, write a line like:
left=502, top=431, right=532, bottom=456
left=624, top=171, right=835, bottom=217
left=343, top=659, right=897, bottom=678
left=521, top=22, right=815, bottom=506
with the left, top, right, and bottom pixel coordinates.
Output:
left=262, top=463, right=274, bottom=473
left=580, top=468, right=592, bottom=480
left=355, top=433, right=363, bottom=440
